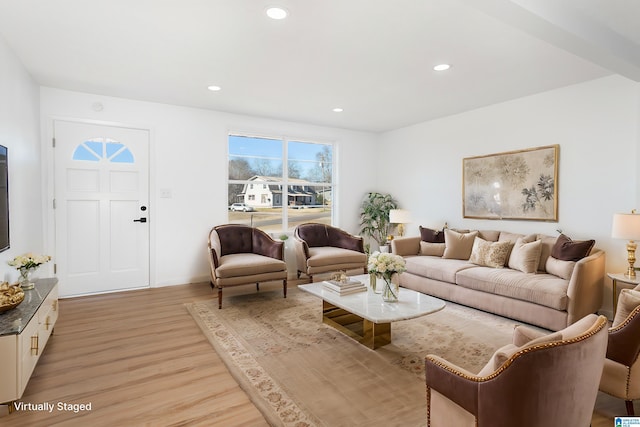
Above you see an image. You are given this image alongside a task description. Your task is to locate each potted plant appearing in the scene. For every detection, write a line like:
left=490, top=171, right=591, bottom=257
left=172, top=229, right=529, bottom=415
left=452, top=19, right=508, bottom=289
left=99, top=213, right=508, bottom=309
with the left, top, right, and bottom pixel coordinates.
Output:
left=359, top=192, right=398, bottom=251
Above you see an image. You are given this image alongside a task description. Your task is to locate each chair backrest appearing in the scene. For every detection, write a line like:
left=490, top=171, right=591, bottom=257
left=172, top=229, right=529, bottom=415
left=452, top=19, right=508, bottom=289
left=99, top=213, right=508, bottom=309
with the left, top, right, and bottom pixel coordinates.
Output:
left=214, top=224, right=253, bottom=256
left=295, top=223, right=329, bottom=247
left=477, top=314, right=608, bottom=427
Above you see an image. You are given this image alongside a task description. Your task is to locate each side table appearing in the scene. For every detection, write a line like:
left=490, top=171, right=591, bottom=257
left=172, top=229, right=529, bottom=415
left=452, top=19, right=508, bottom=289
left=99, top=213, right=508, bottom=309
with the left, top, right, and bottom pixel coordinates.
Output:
left=607, top=272, right=640, bottom=317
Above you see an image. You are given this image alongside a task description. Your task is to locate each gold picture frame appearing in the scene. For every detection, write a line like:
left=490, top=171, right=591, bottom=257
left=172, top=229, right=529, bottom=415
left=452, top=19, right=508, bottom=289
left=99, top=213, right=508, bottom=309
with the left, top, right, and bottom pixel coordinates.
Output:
left=463, top=145, right=559, bottom=221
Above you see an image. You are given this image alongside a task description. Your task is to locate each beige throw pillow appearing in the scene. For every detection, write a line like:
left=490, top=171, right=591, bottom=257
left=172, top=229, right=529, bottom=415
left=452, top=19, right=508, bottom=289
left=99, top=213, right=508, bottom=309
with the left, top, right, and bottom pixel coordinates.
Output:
left=419, top=241, right=446, bottom=257
left=545, top=256, right=576, bottom=280
left=443, top=229, right=478, bottom=260
left=469, top=237, right=512, bottom=268
left=508, top=235, right=542, bottom=274
left=613, top=289, right=640, bottom=327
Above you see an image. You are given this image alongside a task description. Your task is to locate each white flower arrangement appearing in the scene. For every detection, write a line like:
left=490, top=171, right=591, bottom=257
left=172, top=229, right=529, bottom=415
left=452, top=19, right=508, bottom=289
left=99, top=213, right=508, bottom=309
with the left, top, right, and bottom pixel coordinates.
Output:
left=367, top=251, right=406, bottom=279
left=8, top=253, right=52, bottom=272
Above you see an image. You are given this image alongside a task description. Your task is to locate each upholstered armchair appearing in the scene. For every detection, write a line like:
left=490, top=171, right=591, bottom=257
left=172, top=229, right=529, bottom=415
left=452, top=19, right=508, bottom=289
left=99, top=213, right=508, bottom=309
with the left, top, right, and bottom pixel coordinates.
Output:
left=293, top=223, right=367, bottom=282
left=600, top=286, right=640, bottom=415
left=208, top=224, right=287, bottom=309
left=425, top=314, right=608, bottom=427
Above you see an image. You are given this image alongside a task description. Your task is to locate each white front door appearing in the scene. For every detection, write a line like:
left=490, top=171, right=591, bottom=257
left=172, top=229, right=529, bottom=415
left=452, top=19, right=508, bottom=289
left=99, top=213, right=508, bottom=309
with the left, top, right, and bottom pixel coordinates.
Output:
left=54, top=120, right=150, bottom=297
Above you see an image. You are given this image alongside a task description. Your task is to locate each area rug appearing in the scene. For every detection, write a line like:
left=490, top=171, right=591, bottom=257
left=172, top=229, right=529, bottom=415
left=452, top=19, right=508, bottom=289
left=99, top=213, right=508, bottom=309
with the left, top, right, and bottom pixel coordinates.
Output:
left=186, top=287, right=532, bottom=427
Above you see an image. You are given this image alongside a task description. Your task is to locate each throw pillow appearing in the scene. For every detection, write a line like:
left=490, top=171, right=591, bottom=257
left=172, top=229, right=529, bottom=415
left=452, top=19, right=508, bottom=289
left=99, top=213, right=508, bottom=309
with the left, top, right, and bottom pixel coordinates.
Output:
left=442, top=229, right=478, bottom=260
left=545, top=256, right=576, bottom=280
left=613, top=289, right=640, bottom=327
left=551, top=233, right=595, bottom=262
left=508, top=235, right=542, bottom=274
left=419, top=241, right=446, bottom=257
left=419, top=226, right=445, bottom=243
left=469, top=237, right=512, bottom=268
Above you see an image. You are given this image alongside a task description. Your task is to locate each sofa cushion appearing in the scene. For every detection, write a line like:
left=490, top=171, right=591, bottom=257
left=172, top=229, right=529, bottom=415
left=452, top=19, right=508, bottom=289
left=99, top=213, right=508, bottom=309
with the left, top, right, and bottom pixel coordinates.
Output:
left=419, top=226, right=445, bottom=243
left=216, top=253, right=286, bottom=278
left=443, top=229, right=478, bottom=260
left=613, top=288, right=640, bottom=327
left=537, top=234, right=558, bottom=272
left=306, top=247, right=367, bottom=268
left=508, top=235, right=541, bottom=274
left=469, top=237, right=512, bottom=268
left=405, top=256, right=476, bottom=283
left=545, top=256, right=576, bottom=280
left=477, top=230, right=500, bottom=242
left=420, top=241, right=446, bottom=257
left=455, top=267, right=569, bottom=310
left=551, top=233, right=595, bottom=261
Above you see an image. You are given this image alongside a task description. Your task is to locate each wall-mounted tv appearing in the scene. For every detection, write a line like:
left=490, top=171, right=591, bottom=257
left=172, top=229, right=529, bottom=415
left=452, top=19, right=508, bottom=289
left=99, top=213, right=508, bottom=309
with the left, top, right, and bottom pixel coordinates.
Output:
left=0, top=145, right=8, bottom=252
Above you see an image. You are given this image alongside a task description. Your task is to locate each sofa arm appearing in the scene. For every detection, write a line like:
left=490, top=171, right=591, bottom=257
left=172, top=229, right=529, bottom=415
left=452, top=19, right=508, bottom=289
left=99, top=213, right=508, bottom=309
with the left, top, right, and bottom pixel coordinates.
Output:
left=607, top=305, right=640, bottom=366
left=252, top=229, right=284, bottom=260
left=327, top=227, right=364, bottom=252
left=391, top=236, right=421, bottom=256
left=425, top=355, right=480, bottom=417
left=566, top=249, right=605, bottom=325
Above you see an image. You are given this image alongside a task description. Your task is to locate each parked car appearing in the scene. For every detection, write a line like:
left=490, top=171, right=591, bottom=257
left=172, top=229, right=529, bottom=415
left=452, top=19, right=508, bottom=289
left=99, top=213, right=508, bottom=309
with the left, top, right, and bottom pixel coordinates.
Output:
left=229, top=203, right=255, bottom=212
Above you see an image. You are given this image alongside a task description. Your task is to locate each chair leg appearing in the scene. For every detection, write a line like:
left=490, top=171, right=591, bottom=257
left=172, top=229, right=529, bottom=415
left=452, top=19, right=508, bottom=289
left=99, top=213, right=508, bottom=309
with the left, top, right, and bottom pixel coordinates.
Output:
left=627, top=400, right=635, bottom=416
left=256, top=283, right=260, bottom=291
left=308, top=275, right=313, bottom=283
left=283, top=279, right=287, bottom=298
left=209, top=280, right=215, bottom=289
left=218, top=288, right=223, bottom=309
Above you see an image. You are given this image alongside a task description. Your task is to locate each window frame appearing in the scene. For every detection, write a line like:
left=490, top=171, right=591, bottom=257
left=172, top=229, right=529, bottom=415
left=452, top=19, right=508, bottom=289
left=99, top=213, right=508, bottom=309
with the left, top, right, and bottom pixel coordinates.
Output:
left=227, top=132, right=335, bottom=233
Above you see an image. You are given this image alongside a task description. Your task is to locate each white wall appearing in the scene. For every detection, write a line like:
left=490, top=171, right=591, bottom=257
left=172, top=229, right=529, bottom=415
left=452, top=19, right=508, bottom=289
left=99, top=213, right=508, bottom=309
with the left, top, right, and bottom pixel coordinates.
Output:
left=378, top=75, right=640, bottom=316
left=0, top=35, right=44, bottom=283
left=39, top=88, right=377, bottom=288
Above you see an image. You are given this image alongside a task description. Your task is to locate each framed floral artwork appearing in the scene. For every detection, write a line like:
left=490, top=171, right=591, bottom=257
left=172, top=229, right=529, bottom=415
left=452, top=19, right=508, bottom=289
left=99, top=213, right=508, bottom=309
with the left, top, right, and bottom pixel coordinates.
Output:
left=463, top=145, right=559, bottom=221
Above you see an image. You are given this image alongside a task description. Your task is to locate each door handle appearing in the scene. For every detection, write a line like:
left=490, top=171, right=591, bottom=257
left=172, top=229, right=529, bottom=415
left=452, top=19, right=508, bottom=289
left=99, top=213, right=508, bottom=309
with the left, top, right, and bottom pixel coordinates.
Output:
left=133, top=218, right=147, bottom=223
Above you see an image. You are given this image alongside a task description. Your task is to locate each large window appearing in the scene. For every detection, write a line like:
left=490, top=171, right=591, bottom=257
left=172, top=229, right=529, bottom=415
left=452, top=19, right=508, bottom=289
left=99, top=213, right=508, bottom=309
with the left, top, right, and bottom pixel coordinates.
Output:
left=228, top=134, right=334, bottom=233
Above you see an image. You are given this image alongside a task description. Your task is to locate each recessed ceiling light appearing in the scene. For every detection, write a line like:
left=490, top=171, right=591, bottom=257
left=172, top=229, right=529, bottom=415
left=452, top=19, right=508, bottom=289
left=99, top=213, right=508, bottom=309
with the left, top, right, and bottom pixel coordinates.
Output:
left=207, top=85, right=222, bottom=91
left=332, top=108, right=343, bottom=113
left=433, top=64, right=451, bottom=71
left=266, top=7, right=288, bottom=20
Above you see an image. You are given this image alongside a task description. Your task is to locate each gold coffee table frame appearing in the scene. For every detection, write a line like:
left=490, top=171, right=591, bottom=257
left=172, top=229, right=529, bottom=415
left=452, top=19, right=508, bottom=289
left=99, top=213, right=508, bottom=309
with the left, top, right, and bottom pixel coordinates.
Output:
left=322, top=300, right=391, bottom=349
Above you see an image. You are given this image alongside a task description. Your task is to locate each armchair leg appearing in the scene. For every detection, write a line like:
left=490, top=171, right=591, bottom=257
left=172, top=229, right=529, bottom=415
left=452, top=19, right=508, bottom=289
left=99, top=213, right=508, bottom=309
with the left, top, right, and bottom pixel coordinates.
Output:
left=626, top=400, right=635, bottom=416
left=297, top=271, right=302, bottom=279
left=308, top=275, right=313, bottom=283
left=218, top=288, right=223, bottom=309
left=256, top=283, right=260, bottom=291
left=283, top=279, right=287, bottom=298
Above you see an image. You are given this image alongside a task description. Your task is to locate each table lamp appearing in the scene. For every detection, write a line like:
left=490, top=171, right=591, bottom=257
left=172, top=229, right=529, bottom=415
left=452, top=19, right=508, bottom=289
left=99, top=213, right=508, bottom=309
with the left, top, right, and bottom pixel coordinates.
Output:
left=389, top=209, right=411, bottom=237
left=612, top=210, right=640, bottom=279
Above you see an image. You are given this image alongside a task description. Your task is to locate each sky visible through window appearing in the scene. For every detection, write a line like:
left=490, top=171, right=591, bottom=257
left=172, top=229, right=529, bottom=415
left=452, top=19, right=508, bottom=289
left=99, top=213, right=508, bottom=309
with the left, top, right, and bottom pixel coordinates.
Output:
left=228, top=135, right=331, bottom=181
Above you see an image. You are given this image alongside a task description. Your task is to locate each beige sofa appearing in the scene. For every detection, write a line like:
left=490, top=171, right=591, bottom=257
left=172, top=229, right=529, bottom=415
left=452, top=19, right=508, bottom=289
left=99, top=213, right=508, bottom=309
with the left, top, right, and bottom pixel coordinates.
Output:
left=392, top=229, right=605, bottom=331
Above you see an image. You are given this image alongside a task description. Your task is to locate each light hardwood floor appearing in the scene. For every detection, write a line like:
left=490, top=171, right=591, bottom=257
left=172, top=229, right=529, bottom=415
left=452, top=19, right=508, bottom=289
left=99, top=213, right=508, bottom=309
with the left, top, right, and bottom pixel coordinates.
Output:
left=0, top=281, right=635, bottom=426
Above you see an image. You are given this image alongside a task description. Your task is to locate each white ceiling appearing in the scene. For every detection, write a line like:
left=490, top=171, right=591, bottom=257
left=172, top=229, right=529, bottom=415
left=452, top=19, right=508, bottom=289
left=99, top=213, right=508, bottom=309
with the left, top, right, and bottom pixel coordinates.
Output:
left=0, top=0, right=638, bottom=133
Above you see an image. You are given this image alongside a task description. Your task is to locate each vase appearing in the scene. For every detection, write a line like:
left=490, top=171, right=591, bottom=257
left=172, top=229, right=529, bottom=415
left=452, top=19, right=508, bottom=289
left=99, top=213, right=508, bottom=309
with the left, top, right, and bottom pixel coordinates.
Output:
left=370, top=272, right=382, bottom=294
left=381, top=273, right=399, bottom=302
left=19, top=268, right=35, bottom=290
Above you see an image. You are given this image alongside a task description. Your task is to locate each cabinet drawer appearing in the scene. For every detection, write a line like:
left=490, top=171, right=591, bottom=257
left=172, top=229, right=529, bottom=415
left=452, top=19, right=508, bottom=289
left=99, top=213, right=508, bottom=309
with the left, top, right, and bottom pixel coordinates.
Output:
left=19, top=316, right=40, bottom=394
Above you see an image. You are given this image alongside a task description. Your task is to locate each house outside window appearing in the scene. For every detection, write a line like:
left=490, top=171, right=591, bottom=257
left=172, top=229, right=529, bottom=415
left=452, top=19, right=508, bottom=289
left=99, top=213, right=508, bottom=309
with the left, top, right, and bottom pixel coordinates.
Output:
left=228, top=134, right=334, bottom=233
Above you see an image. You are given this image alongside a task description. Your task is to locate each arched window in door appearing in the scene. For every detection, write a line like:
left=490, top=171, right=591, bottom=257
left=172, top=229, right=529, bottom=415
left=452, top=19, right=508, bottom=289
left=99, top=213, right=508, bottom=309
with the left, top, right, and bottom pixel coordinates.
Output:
left=72, top=138, right=134, bottom=164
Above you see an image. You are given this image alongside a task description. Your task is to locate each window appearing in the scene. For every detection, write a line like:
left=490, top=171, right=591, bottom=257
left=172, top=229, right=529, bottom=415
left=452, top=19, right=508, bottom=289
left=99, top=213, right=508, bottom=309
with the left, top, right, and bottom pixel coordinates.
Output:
left=72, top=138, right=134, bottom=164
left=228, top=134, right=334, bottom=233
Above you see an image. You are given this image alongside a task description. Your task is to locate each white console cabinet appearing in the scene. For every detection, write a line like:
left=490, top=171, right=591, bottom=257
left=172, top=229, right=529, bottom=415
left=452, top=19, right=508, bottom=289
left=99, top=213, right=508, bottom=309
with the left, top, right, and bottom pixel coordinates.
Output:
left=0, top=278, right=58, bottom=409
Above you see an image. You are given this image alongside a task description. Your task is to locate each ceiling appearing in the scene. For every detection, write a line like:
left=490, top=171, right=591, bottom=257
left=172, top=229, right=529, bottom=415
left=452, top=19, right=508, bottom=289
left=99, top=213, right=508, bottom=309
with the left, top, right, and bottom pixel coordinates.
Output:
left=0, top=0, right=638, bottom=133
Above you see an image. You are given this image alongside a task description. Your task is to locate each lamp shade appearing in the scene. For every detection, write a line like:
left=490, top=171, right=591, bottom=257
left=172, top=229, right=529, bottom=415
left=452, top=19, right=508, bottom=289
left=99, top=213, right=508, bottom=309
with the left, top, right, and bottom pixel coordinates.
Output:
left=389, top=209, right=411, bottom=224
left=612, top=213, right=640, bottom=240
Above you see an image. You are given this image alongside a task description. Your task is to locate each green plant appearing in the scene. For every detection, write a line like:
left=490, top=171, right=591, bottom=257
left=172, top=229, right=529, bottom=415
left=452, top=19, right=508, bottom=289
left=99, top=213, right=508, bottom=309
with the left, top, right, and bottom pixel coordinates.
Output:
left=279, top=234, right=289, bottom=241
left=359, top=192, right=398, bottom=246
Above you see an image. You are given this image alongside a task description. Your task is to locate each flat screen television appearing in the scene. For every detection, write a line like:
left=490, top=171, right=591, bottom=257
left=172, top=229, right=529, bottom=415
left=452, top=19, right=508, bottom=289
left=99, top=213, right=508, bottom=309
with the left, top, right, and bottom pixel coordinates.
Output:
left=0, top=145, right=8, bottom=252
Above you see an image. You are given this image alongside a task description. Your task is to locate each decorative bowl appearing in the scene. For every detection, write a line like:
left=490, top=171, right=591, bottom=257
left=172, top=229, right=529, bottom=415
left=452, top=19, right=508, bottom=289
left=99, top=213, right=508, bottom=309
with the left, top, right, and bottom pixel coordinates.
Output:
left=0, top=282, right=25, bottom=313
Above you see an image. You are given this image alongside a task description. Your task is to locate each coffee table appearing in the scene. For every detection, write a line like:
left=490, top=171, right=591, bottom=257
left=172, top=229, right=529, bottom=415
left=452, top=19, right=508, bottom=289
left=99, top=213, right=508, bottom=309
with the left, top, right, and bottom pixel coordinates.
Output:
left=298, top=274, right=445, bottom=349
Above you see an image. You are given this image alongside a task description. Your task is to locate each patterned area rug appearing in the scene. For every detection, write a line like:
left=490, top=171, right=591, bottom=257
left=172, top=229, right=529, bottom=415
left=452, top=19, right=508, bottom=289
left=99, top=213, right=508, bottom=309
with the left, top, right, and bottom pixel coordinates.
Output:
left=186, top=286, right=527, bottom=427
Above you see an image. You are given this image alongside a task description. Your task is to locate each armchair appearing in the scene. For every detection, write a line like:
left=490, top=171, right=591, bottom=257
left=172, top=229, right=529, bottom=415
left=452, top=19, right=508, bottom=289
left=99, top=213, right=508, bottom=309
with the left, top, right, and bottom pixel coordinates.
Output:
left=425, top=314, right=608, bottom=427
left=208, top=224, right=287, bottom=309
left=599, top=286, right=640, bottom=415
left=293, top=223, right=367, bottom=282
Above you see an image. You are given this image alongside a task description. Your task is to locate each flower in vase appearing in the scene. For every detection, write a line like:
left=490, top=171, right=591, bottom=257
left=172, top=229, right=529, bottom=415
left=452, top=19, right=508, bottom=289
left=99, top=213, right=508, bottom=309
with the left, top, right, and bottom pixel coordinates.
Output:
left=8, top=252, right=52, bottom=273
left=367, top=251, right=406, bottom=279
